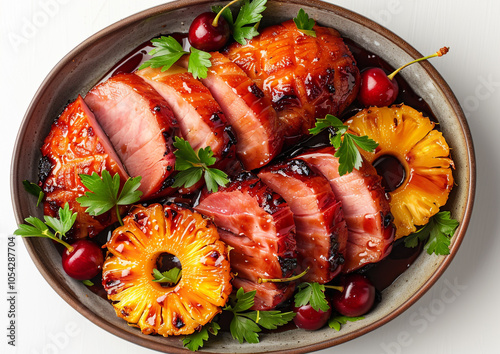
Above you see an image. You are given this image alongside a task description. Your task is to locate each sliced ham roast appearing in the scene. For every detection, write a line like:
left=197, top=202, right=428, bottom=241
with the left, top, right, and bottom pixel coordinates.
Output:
left=225, top=20, right=360, bottom=142
left=258, top=160, right=348, bottom=283
left=136, top=65, right=237, bottom=171
left=298, top=147, right=395, bottom=272
left=181, top=52, right=282, bottom=170
left=40, top=96, right=129, bottom=239
left=84, top=73, right=179, bottom=200
left=195, top=173, right=297, bottom=310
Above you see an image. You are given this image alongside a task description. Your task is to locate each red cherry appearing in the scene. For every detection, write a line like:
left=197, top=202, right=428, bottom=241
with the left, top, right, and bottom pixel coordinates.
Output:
left=62, top=239, right=104, bottom=280
left=330, top=274, right=375, bottom=317
left=188, top=12, right=230, bottom=52
left=293, top=303, right=332, bottom=330
left=358, top=47, right=450, bottom=107
left=358, top=67, right=399, bottom=107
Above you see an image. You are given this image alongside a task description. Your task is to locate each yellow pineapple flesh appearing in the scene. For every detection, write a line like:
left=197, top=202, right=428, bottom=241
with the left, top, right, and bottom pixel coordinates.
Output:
left=102, top=203, right=232, bottom=336
left=345, top=105, right=454, bottom=239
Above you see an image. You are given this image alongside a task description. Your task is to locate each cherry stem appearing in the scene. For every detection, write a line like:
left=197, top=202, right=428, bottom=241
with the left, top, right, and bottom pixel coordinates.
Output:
left=258, top=267, right=310, bottom=283
left=387, top=47, right=449, bottom=81
left=50, top=232, right=74, bottom=252
left=324, top=285, right=344, bottom=292
left=212, top=0, right=240, bottom=27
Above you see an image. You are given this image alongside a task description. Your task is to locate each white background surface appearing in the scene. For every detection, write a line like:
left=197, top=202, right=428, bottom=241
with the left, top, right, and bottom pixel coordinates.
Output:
left=1, top=0, right=498, bottom=353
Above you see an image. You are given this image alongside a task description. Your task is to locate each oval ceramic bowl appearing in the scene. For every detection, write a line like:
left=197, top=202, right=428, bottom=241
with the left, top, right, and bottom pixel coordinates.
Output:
left=11, top=0, right=475, bottom=353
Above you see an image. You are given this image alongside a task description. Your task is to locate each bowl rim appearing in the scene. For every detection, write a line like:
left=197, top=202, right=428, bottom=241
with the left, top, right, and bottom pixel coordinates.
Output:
left=11, top=0, right=476, bottom=353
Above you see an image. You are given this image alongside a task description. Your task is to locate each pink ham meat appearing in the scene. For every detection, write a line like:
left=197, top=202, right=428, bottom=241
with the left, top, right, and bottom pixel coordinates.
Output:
left=259, top=160, right=348, bottom=283
left=136, top=65, right=237, bottom=170
left=298, top=147, right=395, bottom=272
left=84, top=73, right=178, bottom=200
left=195, top=173, right=297, bottom=310
left=181, top=52, right=282, bottom=170
left=40, top=96, right=129, bottom=239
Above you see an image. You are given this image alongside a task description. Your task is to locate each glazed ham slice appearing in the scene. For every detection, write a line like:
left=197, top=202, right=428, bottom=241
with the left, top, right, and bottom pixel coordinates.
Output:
left=258, top=160, right=348, bottom=283
left=195, top=173, right=297, bottom=310
left=181, top=52, right=282, bottom=170
left=85, top=73, right=178, bottom=199
left=225, top=20, right=360, bottom=141
left=136, top=65, right=237, bottom=169
left=298, top=147, right=395, bottom=272
left=40, top=96, right=129, bottom=239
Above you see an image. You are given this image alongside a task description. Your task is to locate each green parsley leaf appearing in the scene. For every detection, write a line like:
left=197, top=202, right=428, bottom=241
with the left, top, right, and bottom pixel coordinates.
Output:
left=82, top=280, right=94, bottom=286
left=183, top=321, right=220, bottom=351
left=294, top=282, right=330, bottom=312
left=152, top=267, right=182, bottom=285
left=188, top=47, right=212, bottom=79
left=138, top=36, right=212, bottom=79
left=293, top=9, right=316, bottom=37
left=76, top=170, right=142, bottom=225
left=138, top=36, right=187, bottom=71
left=309, top=114, right=378, bottom=176
left=13, top=203, right=76, bottom=250
left=172, top=137, right=229, bottom=193
left=328, top=315, right=364, bottom=331
left=232, top=0, right=267, bottom=45
left=22, top=180, right=44, bottom=207
left=230, top=288, right=256, bottom=313
left=44, top=203, right=77, bottom=239
left=230, top=315, right=261, bottom=344
left=224, top=288, right=294, bottom=344
left=242, top=310, right=295, bottom=330
left=404, top=211, right=459, bottom=255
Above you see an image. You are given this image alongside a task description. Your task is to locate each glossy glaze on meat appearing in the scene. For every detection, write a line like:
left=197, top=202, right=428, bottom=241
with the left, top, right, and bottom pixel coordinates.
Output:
left=85, top=73, right=179, bottom=200
left=225, top=20, right=360, bottom=142
left=190, top=52, right=283, bottom=170
left=195, top=173, right=297, bottom=310
left=136, top=65, right=237, bottom=171
left=258, top=160, right=348, bottom=283
left=40, top=96, right=129, bottom=239
left=298, top=147, right=395, bottom=272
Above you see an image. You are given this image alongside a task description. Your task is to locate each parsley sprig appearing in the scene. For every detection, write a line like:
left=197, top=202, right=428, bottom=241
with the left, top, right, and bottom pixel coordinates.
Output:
left=309, top=114, right=378, bottom=176
left=294, top=282, right=330, bottom=312
left=172, top=137, right=229, bottom=193
left=212, top=0, right=268, bottom=45
left=183, top=322, right=221, bottom=351
left=138, top=36, right=212, bottom=79
left=224, top=288, right=295, bottom=344
left=14, top=202, right=77, bottom=251
left=293, top=9, right=316, bottom=37
left=22, top=180, right=44, bottom=207
left=76, top=170, right=142, bottom=226
left=182, top=288, right=295, bottom=351
left=404, top=211, right=459, bottom=255
left=328, top=315, right=364, bottom=331
left=152, top=267, right=182, bottom=285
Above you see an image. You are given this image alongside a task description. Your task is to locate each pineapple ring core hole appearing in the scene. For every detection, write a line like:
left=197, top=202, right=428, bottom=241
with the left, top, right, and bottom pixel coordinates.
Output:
left=155, top=252, right=182, bottom=287
left=372, top=154, right=406, bottom=193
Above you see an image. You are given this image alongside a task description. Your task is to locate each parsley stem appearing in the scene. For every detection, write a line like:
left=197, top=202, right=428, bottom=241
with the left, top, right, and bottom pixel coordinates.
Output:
left=212, top=0, right=240, bottom=27
left=116, top=204, right=123, bottom=226
left=258, top=267, right=309, bottom=283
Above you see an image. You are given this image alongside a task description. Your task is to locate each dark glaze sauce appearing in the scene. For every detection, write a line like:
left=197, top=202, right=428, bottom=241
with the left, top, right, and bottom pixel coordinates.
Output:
left=81, top=32, right=430, bottom=310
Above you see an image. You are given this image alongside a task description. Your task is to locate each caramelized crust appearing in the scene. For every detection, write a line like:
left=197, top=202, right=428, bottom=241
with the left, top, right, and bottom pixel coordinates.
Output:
left=225, top=20, right=360, bottom=141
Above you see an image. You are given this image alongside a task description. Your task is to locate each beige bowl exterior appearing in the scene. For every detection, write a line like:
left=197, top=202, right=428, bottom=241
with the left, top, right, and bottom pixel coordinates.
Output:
left=11, top=1, right=475, bottom=353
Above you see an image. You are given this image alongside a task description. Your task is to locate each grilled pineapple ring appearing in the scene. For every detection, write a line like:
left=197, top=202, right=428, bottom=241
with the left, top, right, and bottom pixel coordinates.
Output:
left=102, top=203, right=232, bottom=336
left=346, top=105, right=454, bottom=239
